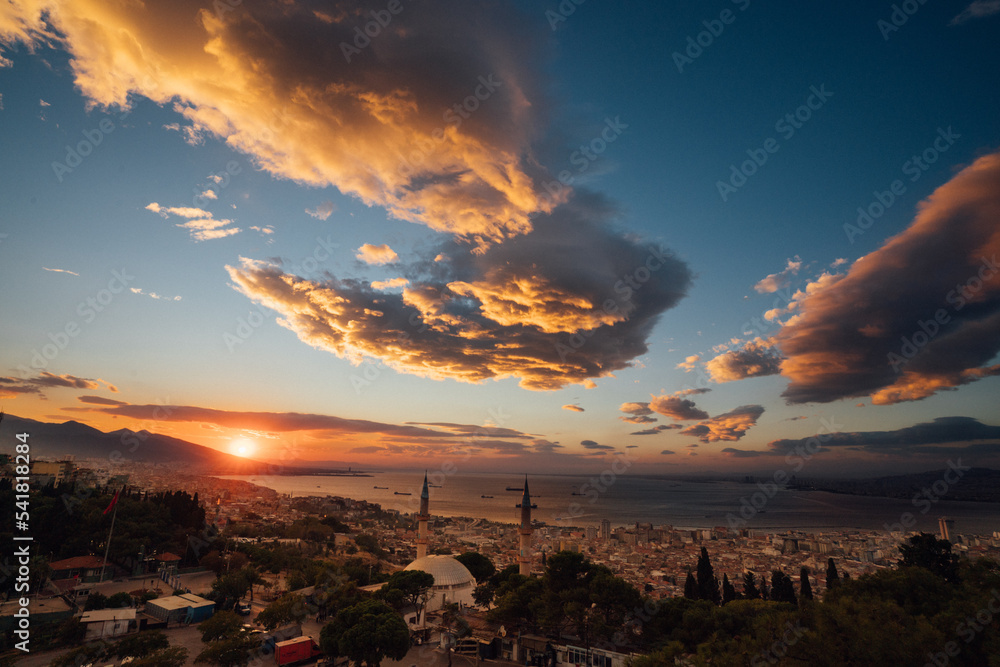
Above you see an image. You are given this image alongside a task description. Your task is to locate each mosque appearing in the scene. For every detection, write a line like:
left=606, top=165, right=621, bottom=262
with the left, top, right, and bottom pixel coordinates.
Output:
left=402, top=473, right=534, bottom=613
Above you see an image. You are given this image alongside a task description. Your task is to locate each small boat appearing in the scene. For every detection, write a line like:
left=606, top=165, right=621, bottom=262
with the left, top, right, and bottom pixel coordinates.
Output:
left=481, top=495, right=494, bottom=499
left=428, top=484, right=442, bottom=488
left=394, top=491, right=412, bottom=496
left=373, top=486, right=388, bottom=489
left=506, top=486, right=523, bottom=491
left=571, top=492, right=585, bottom=496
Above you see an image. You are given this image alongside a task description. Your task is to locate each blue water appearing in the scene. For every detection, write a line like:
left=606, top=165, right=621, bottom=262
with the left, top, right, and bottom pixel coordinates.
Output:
left=217, top=471, right=1000, bottom=535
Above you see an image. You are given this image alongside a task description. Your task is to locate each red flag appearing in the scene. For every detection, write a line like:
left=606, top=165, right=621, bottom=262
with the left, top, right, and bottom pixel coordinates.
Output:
left=103, top=489, right=120, bottom=515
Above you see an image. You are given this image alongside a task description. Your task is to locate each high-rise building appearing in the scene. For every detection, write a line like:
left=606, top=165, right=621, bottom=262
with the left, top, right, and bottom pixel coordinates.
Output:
left=938, top=517, right=955, bottom=542
left=600, top=519, right=611, bottom=541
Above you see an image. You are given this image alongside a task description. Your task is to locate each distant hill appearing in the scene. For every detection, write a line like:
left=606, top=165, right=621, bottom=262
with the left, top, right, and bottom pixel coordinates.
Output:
left=795, top=467, right=1000, bottom=503
left=0, top=413, right=273, bottom=474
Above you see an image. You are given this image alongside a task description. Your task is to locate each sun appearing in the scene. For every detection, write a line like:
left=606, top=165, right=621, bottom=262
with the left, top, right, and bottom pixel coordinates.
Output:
left=231, top=437, right=257, bottom=458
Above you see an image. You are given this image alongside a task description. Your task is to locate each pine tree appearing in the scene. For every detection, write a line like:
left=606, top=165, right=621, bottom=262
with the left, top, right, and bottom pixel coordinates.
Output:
left=721, top=574, right=736, bottom=604
left=741, top=572, right=760, bottom=600
left=825, top=558, right=840, bottom=590
left=799, top=566, right=813, bottom=601
left=696, top=547, right=721, bottom=605
left=683, top=570, right=698, bottom=600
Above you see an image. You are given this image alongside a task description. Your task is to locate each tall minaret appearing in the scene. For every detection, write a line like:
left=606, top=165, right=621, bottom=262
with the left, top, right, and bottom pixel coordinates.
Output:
left=518, top=475, right=532, bottom=576
left=416, top=472, right=430, bottom=560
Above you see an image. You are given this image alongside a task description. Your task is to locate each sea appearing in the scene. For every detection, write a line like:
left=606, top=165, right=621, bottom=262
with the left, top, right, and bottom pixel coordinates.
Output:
left=216, top=471, right=1000, bottom=536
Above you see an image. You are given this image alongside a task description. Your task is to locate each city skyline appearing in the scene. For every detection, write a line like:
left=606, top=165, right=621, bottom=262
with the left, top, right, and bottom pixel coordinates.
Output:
left=2, top=1, right=1000, bottom=477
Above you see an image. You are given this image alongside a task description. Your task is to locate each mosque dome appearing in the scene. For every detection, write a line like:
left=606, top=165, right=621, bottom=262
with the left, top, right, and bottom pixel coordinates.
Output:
left=405, top=555, right=476, bottom=589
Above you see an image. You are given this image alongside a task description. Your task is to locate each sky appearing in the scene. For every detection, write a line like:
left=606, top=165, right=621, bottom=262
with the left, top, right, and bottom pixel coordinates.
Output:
left=1, top=0, right=999, bottom=478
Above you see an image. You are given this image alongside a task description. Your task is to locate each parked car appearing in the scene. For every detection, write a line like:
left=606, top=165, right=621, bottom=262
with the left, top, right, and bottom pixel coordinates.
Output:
left=235, top=602, right=252, bottom=616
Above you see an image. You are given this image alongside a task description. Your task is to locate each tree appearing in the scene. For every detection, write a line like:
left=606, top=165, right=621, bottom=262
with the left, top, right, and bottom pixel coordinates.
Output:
left=826, top=558, right=840, bottom=590
left=770, top=570, right=797, bottom=605
left=454, top=552, right=496, bottom=583
left=898, top=533, right=960, bottom=583
left=800, top=566, right=813, bottom=601
left=696, top=547, right=721, bottom=605
left=378, top=570, right=434, bottom=611
left=473, top=563, right=519, bottom=607
left=198, top=611, right=244, bottom=642
left=320, top=599, right=409, bottom=667
left=127, top=647, right=188, bottom=667
left=721, top=574, right=736, bottom=605
left=353, top=533, right=383, bottom=557
left=255, top=593, right=308, bottom=631
left=741, top=572, right=760, bottom=600
left=107, top=591, right=134, bottom=608
left=115, top=631, right=170, bottom=658
left=683, top=571, right=698, bottom=600
left=85, top=592, right=109, bottom=610
left=195, top=634, right=262, bottom=667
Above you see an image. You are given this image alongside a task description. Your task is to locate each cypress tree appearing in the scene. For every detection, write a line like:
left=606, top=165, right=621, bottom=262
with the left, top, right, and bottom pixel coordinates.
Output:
left=825, top=558, right=840, bottom=590
left=683, top=570, right=698, bottom=599
left=742, top=572, right=760, bottom=600
left=722, top=574, right=736, bottom=604
left=696, top=547, right=721, bottom=605
left=800, top=566, right=813, bottom=601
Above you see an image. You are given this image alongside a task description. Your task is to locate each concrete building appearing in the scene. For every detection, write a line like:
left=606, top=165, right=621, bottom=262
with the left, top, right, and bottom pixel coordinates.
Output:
left=145, top=593, right=215, bottom=624
left=80, top=608, right=136, bottom=639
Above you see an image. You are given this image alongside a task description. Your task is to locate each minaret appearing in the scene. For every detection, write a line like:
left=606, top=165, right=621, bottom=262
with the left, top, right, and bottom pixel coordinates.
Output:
left=518, top=475, right=532, bottom=576
left=416, top=472, right=430, bottom=560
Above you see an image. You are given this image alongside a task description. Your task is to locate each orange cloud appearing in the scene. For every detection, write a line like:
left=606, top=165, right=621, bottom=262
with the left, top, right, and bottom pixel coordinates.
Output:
left=648, top=394, right=709, bottom=421
left=680, top=405, right=764, bottom=443
left=705, top=337, right=782, bottom=383
left=225, top=201, right=692, bottom=390
left=356, top=243, right=399, bottom=265
left=4, top=0, right=562, bottom=247
left=774, top=151, right=1000, bottom=404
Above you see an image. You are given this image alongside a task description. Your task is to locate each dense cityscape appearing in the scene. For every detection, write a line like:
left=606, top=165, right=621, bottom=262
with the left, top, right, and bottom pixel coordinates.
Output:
left=2, top=458, right=1000, bottom=665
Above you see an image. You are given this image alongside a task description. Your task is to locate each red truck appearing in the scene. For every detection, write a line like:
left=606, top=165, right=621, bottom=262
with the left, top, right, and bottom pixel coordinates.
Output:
left=274, top=636, right=323, bottom=666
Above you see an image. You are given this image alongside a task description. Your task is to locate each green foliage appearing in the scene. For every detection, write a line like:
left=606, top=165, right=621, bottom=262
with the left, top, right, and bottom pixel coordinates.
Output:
left=472, top=563, right=518, bottom=607
left=198, top=611, right=244, bottom=643
left=721, top=574, right=736, bottom=605
left=486, top=551, right=643, bottom=645
left=194, top=633, right=262, bottom=667
left=114, top=631, right=170, bottom=658
left=696, top=547, right=721, bottom=605
left=353, top=533, right=383, bottom=557
left=825, top=557, right=840, bottom=590
left=742, top=572, right=760, bottom=600
left=126, top=646, right=188, bottom=667
left=85, top=592, right=109, bottom=611
left=255, top=593, right=308, bottom=631
left=377, top=570, right=434, bottom=611
left=898, top=532, right=960, bottom=583
left=770, top=570, right=797, bottom=605
left=800, top=566, right=813, bottom=601
left=320, top=599, right=409, bottom=667
left=49, top=641, right=111, bottom=667
left=107, top=591, right=134, bottom=608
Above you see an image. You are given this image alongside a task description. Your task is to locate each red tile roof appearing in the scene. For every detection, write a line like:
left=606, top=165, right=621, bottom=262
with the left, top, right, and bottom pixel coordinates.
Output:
left=49, top=555, right=107, bottom=570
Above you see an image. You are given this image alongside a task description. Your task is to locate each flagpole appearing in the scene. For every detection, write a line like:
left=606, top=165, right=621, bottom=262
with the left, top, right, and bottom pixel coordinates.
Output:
left=100, top=493, right=119, bottom=584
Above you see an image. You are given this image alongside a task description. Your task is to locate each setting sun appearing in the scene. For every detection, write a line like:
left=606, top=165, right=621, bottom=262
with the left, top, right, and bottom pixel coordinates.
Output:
left=231, top=438, right=256, bottom=458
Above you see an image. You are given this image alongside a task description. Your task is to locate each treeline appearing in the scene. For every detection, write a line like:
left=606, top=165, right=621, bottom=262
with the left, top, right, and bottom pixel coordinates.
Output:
left=0, top=482, right=206, bottom=595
